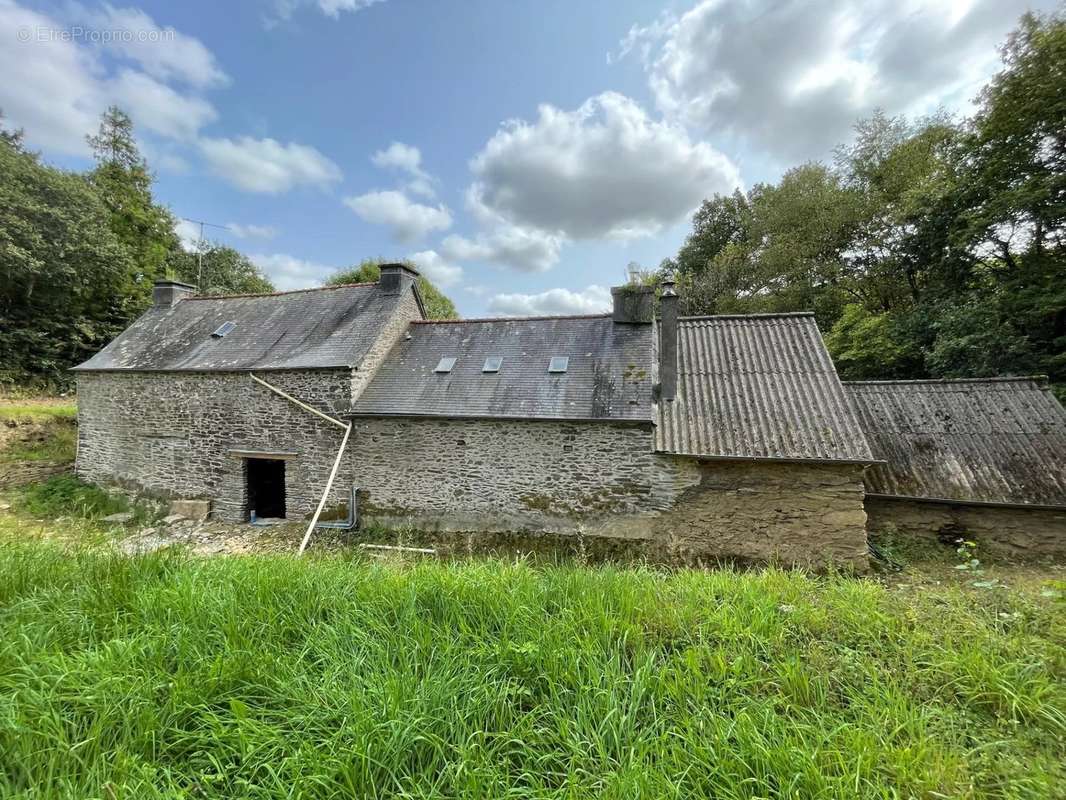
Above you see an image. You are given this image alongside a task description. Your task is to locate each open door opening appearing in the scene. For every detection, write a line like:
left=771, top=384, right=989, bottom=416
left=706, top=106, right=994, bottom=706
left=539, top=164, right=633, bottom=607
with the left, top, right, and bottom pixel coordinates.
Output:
left=246, top=458, right=286, bottom=519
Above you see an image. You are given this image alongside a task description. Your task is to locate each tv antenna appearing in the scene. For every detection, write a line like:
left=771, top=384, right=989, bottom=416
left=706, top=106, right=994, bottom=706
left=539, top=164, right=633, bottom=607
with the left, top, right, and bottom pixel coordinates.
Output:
left=180, top=216, right=229, bottom=292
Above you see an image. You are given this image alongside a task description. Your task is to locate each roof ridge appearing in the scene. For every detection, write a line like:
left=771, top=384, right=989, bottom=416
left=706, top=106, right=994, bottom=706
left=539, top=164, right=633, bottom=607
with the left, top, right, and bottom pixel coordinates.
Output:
left=843, top=375, right=1049, bottom=387
left=679, top=312, right=816, bottom=321
left=187, top=282, right=378, bottom=301
left=412, top=313, right=611, bottom=325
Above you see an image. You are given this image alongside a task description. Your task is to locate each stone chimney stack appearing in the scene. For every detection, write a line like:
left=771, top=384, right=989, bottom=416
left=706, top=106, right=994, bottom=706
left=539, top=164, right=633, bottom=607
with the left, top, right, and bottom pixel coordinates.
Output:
left=659, top=274, right=678, bottom=401
left=379, top=262, right=420, bottom=295
left=610, top=284, right=655, bottom=324
left=153, top=279, right=197, bottom=307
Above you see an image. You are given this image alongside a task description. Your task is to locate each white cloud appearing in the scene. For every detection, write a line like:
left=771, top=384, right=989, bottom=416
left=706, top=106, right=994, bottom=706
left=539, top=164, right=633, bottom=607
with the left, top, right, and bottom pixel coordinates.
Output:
left=627, top=0, right=1054, bottom=162
left=174, top=218, right=202, bottom=252
left=344, top=190, right=452, bottom=242
left=109, top=69, right=216, bottom=141
left=488, top=285, right=612, bottom=317
left=0, top=1, right=220, bottom=154
left=250, top=252, right=335, bottom=290
left=77, top=4, right=228, bottom=88
left=406, top=250, right=463, bottom=287
left=270, top=0, right=383, bottom=23
left=371, top=141, right=437, bottom=198
left=468, top=91, right=740, bottom=241
left=228, top=223, right=279, bottom=239
left=441, top=225, right=563, bottom=273
left=200, top=136, right=342, bottom=193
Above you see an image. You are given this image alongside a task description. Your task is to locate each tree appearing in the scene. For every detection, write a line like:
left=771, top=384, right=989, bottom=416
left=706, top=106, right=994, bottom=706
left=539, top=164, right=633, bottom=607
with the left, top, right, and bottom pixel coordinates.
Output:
left=86, top=106, right=177, bottom=315
left=0, top=135, right=134, bottom=385
left=166, top=243, right=275, bottom=296
left=325, top=260, right=459, bottom=320
left=0, top=109, right=26, bottom=153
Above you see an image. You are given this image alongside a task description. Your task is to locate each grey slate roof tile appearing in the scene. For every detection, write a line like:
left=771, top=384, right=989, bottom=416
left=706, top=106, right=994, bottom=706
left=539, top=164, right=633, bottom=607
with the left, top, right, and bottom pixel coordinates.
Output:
left=73, top=283, right=399, bottom=372
left=656, top=313, right=875, bottom=462
left=846, top=377, right=1066, bottom=507
left=350, top=315, right=655, bottom=421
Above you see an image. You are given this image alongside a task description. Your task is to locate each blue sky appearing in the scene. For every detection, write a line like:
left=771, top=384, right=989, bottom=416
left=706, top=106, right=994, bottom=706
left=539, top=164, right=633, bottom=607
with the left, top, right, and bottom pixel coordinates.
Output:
left=1, top=0, right=1056, bottom=315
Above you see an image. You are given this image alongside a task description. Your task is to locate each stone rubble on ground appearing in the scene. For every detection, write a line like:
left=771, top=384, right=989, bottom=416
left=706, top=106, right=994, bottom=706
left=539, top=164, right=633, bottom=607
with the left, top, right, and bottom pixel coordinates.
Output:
left=101, top=511, right=135, bottom=524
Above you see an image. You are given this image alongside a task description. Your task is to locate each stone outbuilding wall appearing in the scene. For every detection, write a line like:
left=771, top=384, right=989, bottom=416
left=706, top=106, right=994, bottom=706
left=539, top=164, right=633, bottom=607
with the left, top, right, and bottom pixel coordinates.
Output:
left=865, top=496, right=1066, bottom=557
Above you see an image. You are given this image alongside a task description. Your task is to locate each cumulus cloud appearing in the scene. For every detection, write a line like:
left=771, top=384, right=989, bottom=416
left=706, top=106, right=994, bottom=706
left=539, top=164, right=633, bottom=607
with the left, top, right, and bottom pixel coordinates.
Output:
left=488, top=285, right=612, bottom=317
left=227, top=223, right=278, bottom=239
left=0, top=1, right=221, bottom=154
left=250, top=252, right=335, bottom=290
left=76, top=3, right=229, bottom=88
left=174, top=218, right=202, bottom=252
left=625, top=0, right=1053, bottom=162
left=406, top=250, right=463, bottom=287
left=468, top=91, right=740, bottom=241
left=344, top=190, right=452, bottom=242
left=371, top=141, right=436, bottom=197
left=270, top=0, right=383, bottom=24
left=200, top=136, right=342, bottom=193
left=440, top=225, right=563, bottom=273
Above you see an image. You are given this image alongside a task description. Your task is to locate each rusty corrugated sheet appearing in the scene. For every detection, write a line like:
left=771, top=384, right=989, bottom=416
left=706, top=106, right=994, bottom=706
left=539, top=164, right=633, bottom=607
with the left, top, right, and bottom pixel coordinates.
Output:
left=846, top=378, right=1066, bottom=506
left=350, top=316, right=654, bottom=422
left=74, top=283, right=401, bottom=372
left=656, top=314, right=874, bottom=462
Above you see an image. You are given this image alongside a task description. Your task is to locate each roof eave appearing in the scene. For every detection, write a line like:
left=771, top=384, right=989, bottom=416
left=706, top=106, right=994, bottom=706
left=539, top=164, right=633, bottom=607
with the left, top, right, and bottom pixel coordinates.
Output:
left=656, top=450, right=884, bottom=467
left=865, top=492, right=1066, bottom=512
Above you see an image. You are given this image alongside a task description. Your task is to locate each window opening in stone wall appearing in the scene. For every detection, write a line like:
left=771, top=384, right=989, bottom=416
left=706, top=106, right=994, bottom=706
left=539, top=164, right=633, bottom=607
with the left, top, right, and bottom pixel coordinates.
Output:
left=246, top=458, right=286, bottom=519
left=435, top=357, right=456, bottom=373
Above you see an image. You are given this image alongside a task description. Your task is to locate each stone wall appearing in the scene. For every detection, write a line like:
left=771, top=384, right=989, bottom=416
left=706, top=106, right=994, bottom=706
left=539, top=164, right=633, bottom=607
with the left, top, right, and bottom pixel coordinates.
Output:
left=0, top=460, right=72, bottom=488
left=654, top=460, right=869, bottom=569
left=866, top=496, right=1066, bottom=557
left=76, top=369, right=350, bottom=521
left=349, top=287, right=423, bottom=400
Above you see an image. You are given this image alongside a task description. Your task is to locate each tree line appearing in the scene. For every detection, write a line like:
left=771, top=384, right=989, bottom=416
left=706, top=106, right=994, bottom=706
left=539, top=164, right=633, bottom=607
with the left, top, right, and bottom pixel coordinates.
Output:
left=0, top=109, right=456, bottom=389
left=663, top=12, right=1064, bottom=396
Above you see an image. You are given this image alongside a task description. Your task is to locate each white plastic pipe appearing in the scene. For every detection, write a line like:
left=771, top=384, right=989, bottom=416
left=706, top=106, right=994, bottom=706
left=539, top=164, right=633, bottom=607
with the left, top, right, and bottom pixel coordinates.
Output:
left=250, top=373, right=352, bottom=555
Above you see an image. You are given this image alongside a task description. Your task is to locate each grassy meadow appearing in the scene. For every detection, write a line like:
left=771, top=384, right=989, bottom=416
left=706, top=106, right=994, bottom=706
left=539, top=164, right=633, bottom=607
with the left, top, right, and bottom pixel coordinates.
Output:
left=0, top=535, right=1063, bottom=799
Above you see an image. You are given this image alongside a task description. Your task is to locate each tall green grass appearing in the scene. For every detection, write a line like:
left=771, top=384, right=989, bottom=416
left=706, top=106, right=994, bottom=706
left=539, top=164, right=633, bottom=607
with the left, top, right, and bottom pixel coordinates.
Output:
left=0, top=543, right=1062, bottom=799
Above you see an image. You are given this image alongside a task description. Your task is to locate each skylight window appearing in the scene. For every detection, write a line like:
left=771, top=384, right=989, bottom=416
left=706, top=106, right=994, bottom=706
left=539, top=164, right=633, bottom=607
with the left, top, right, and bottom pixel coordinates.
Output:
left=211, top=321, right=236, bottom=338
left=483, top=357, right=502, bottom=373
left=434, top=357, right=457, bottom=373
left=548, top=356, right=569, bottom=373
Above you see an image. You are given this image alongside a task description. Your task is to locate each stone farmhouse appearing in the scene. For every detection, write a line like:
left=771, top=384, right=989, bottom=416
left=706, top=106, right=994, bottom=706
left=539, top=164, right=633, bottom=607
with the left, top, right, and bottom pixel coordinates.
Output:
left=74, top=264, right=1066, bottom=566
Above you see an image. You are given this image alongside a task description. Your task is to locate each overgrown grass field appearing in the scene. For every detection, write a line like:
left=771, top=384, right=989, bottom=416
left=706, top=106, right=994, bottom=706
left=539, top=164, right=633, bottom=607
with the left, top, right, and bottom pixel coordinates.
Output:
left=0, top=542, right=1063, bottom=799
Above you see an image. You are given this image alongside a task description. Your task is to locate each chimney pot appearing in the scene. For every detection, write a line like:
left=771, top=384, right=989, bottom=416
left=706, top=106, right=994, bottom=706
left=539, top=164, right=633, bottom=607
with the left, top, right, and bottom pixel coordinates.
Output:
left=379, top=262, right=419, bottom=295
left=153, top=279, right=196, bottom=307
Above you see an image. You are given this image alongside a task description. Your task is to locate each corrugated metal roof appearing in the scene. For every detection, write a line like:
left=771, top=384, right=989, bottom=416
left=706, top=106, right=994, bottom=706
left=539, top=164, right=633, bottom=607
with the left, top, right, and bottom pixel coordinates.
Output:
left=656, top=313, right=874, bottom=462
left=846, top=377, right=1066, bottom=507
left=350, top=315, right=654, bottom=421
left=73, top=283, right=403, bottom=372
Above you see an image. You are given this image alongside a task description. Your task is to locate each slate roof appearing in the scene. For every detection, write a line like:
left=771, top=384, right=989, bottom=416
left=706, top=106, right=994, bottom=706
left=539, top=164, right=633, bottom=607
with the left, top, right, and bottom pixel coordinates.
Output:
left=846, top=377, right=1066, bottom=507
left=655, top=313, right=875, bottom=463
left=74, top=283, right=406, bottom=372
left=349, top=315, right=655, bottom=422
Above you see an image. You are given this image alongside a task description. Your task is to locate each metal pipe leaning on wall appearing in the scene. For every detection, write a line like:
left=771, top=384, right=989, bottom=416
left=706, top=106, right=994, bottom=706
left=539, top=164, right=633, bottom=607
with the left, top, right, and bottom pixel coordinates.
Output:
left=249, top=373, right=352, bottom=555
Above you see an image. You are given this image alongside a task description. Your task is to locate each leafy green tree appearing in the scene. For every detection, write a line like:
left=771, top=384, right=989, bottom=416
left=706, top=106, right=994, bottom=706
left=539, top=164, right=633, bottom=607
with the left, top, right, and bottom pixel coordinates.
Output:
left=325, top=259, right=459, bottom=320
left=0, top=136, right=134, bottom=385
left=85, top=106, right=177, bottom=314
left=824, top=305, right=920, bottom=380
left=166, top=243, right=275, bottom=295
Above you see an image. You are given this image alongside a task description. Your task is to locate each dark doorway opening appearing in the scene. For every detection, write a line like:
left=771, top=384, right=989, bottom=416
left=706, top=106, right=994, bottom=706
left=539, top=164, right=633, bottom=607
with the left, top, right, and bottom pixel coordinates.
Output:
left=247, top=458, right=286, bottom=519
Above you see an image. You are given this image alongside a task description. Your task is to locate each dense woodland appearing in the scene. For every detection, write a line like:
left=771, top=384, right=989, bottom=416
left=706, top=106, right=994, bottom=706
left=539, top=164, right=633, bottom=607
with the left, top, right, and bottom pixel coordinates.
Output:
left=665, top=13, right=1065, bottom=395
left=1, top=13, right=1062, bottom=394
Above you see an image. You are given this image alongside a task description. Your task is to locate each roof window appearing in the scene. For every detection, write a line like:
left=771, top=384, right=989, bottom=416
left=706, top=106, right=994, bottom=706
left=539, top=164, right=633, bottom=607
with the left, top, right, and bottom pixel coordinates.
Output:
left=211, top=321, right=236, bottom=338
left=482, top=357, right=502, bottom=373
left=548, top=356, right=569, bottom=373
left=434, top=357, right=457, bottom=373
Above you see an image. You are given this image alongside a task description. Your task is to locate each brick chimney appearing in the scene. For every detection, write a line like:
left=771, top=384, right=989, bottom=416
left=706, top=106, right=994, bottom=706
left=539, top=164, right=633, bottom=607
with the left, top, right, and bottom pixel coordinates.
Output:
left=153, top=279, right=197, bottom=307
left=379, top=263, right=419, bottom=295
left=659, top=274, right=678, bottom=401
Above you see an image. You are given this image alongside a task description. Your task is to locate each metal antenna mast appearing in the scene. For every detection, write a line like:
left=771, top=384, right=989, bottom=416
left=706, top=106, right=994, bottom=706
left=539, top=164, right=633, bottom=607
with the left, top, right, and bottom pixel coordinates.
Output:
left=180, top=217, right=228, bottom=292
